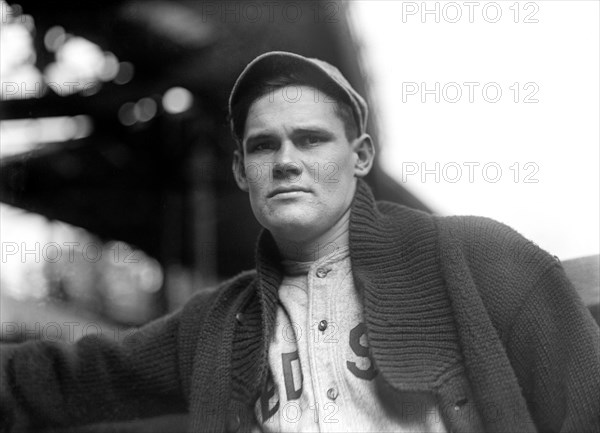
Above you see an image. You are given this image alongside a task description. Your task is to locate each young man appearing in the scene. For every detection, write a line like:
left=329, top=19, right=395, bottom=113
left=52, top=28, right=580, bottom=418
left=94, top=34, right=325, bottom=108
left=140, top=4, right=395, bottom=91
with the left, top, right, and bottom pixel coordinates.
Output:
left=1, top=51, right=599, bottom=433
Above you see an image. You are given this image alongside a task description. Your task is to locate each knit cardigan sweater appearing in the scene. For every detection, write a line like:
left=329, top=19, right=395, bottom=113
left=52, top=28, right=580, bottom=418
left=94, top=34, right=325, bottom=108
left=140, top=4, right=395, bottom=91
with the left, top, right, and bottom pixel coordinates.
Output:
left=1, top=179, right=599, bottom=433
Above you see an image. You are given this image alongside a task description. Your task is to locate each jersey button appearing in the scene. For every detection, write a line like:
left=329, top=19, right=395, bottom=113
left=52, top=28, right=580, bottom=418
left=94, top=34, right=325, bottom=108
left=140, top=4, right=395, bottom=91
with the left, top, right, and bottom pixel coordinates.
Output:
left=326, top=387, right=339, bottom=400
left=316, top=268, right=328, bottom=278
left=318, top=320, right=328, bottom=331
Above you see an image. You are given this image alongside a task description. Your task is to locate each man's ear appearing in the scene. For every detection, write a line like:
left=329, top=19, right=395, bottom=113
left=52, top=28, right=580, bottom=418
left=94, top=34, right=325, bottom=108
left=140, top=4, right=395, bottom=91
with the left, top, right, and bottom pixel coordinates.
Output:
left=352, top=133, right=375, bottom=178
left=232, top=149, right=249, bottom=192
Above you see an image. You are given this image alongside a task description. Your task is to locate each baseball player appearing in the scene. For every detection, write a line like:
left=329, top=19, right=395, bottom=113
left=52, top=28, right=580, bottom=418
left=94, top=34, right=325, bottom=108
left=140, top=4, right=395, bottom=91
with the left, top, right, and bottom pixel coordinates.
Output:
left=1, top=51, right=598, bottom=433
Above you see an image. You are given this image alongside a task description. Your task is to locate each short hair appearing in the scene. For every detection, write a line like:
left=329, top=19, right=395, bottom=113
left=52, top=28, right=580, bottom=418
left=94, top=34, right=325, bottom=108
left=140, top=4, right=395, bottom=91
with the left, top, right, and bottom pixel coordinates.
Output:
left=230, top=71, right=359, bottom=149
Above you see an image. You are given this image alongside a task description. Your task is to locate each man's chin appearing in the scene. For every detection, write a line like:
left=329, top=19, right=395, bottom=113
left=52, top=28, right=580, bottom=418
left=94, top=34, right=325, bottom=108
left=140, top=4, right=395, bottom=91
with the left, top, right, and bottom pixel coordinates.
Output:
left=264, top=217, right=319, bottom=244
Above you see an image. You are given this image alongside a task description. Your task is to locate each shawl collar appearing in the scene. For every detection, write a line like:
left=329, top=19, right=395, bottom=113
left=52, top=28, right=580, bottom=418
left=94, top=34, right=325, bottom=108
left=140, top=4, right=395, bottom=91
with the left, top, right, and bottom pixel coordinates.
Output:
left=253, top=179, right=463, bottom=394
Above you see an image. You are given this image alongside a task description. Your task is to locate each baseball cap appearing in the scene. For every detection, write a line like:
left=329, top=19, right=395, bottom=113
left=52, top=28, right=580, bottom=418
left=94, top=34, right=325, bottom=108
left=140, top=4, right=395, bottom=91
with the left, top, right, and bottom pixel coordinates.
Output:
left=228, top=51, right=368, bottom=141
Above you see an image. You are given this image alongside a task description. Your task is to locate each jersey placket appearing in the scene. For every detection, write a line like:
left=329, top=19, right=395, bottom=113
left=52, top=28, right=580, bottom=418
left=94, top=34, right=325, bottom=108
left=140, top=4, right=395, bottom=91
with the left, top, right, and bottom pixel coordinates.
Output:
left=306, top=256, right=341, bottom=432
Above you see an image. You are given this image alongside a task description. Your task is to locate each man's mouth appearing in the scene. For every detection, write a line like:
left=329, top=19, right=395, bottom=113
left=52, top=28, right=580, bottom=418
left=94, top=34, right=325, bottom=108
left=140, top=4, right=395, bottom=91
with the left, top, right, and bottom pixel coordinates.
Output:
left=268, top=186, right=311, bottom=198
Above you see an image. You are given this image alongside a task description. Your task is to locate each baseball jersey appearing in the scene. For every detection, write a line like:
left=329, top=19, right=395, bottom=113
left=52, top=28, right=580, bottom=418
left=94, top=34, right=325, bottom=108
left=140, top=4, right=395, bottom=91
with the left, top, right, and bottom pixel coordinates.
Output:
left=253, top=245, right=448, bottom=432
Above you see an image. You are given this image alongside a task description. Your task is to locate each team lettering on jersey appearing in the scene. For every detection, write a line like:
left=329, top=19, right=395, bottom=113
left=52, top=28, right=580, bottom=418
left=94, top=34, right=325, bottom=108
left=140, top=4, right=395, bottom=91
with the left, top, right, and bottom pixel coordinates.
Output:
left=259, top=321, right=378, bottom=422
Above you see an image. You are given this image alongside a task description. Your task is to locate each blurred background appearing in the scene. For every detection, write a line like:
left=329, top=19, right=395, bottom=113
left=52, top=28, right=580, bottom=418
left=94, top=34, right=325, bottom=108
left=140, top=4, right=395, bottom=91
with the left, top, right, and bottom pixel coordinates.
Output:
left=0, top=0, right=598, bottom=352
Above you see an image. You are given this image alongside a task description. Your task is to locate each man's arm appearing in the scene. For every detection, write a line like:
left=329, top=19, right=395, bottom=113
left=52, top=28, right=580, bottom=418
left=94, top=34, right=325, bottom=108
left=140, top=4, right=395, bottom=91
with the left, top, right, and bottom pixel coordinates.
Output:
left=507, top=262, right=600, bottom=433
left=0, top=309, right=187, bottom=432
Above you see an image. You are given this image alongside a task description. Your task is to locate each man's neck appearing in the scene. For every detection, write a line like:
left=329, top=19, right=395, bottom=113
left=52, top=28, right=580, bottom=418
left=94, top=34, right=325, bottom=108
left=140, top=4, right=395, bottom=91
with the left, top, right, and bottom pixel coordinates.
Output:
left=274, top=208, right=351, bottom=263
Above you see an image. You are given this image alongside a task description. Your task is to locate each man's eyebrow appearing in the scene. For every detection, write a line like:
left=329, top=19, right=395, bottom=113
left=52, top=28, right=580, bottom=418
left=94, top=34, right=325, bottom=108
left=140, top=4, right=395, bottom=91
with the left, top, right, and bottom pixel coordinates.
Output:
left=244, top=125, right=336, bottom=147
left=291, top=126, right=332, bottom=135
left=244, top=133, right=276, bottom=147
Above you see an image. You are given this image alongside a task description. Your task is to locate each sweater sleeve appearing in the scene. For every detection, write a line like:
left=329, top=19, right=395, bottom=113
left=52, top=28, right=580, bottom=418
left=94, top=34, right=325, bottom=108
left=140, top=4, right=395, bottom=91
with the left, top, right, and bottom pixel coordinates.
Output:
left=0, top=308, right=187, bottom=432
left=507, top=262, right=600, bottom=433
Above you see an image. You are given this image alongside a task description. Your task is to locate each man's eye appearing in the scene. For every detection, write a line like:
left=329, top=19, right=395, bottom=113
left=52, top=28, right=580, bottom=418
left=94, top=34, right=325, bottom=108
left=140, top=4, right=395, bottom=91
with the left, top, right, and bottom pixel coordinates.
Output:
left=253, top=142, right=274, bottom=151
left=301, top=135, right=323, bottom=145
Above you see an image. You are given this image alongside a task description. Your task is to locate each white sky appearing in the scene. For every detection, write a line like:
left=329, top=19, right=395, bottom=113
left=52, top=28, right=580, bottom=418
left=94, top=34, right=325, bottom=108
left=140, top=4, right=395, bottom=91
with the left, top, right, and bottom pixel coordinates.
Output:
left=350, top=0, right=599, bottom=260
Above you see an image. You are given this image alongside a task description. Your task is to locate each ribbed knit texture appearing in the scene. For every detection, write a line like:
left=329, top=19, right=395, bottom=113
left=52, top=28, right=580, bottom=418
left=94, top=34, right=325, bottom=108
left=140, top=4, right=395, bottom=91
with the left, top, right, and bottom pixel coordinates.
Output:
left=349, top=185, right=461, bottom=389
left=2, top=179, right=598, bottom=433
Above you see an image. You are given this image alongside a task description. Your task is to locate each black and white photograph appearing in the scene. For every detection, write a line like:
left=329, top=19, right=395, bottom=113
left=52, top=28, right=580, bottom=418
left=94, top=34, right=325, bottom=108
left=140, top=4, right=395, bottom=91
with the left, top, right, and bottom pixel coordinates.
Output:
left=0, top=1, right=598, bottom=432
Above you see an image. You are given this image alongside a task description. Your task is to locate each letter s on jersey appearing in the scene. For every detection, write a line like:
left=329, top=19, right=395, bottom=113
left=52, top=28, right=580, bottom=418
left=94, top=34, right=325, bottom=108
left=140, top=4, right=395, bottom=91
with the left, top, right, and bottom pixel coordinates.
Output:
left=346, top=322, right=378, bottom=380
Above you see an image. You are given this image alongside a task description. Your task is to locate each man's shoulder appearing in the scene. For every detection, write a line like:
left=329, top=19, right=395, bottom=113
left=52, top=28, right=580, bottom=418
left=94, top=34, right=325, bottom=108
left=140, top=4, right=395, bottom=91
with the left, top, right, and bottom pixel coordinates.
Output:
left=373, top=200, right=530, bottom=251
left=434, top=213, right=563, bottom=326
left=374, top=197, right=521, bottom=239
left=435, top=213, right=525, bottom=245
left=433, top=213, right=554, bottom=269
left=370, top=198, right=556, bottom=271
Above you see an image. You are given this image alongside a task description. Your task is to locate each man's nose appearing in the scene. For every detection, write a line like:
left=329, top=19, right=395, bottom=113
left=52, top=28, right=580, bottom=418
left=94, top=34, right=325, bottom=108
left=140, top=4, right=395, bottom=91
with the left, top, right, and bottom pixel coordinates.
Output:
left=273, top=141, right=302, bottom=179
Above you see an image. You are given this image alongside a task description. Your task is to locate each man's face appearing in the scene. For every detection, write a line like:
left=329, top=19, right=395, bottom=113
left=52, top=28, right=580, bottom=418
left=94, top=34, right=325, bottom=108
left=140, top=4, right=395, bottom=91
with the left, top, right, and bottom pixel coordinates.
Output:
left=233, top=85, right=371, bottom=245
